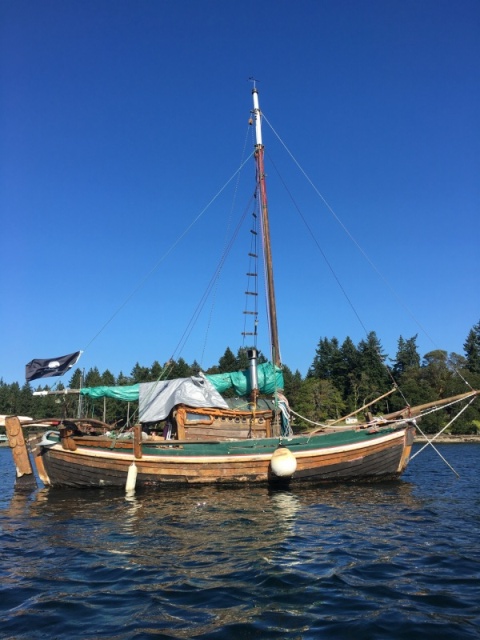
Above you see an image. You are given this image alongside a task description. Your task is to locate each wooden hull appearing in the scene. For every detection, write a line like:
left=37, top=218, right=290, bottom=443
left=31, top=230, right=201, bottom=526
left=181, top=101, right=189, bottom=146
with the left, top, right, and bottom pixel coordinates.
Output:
left=35, top=424, right=416, bottom=488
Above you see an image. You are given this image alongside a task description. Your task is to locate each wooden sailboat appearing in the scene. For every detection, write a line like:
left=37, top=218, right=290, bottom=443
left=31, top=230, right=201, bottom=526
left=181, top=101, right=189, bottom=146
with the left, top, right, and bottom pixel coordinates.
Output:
left=6, top=87, right=479, bottom=489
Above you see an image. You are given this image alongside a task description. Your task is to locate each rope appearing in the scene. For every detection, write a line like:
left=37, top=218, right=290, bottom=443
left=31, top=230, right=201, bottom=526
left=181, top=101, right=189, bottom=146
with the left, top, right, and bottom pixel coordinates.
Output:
left=261, top=112, right=474, bottom=393
left=81, top=152, right=254, bottom=356
left=411, top=419, right=460, bottom=477
left=292, top=390, right=478, bottom=433
left=410, top=395, right=477, bottom=473
left=264, top=149, right=410, bottom=408
left=289, top=407, right=335, bottom=430
left=202, top=121, right=253, bottom=367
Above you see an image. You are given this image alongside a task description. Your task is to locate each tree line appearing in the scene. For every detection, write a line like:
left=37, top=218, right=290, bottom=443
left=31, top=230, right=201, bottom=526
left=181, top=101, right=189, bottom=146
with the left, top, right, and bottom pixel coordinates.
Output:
left=1, top=320, right=479, bottom=435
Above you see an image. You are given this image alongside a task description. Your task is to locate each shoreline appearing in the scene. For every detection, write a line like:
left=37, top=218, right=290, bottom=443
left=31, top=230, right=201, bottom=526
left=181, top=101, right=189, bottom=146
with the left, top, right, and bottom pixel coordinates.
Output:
left=414, top=434, right=480, bottom=443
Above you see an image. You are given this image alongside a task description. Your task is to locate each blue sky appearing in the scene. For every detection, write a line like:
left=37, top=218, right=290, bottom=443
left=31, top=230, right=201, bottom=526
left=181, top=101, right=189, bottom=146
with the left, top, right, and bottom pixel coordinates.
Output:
left=1, top=0, right=479, bottom=385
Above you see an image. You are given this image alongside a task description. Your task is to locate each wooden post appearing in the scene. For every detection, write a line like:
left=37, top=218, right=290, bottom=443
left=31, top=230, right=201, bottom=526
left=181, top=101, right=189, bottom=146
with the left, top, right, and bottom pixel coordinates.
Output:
left=5, top=416, right=37, bottom=489
left=59, top=426, right=77, bottom=451
left=133, top=424, right=143, bottom=459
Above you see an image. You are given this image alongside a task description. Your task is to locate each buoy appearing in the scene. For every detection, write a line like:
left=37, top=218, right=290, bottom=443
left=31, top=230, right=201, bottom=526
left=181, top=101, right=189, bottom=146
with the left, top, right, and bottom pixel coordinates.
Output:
left=125, top=461, right=138, bottom=493
left=270, top=446, right=297, bottom=478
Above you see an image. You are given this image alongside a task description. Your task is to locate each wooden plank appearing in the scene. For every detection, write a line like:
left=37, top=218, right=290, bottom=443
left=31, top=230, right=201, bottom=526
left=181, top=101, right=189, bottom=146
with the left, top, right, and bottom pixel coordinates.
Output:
left=5, top=416, right=37, bottom=488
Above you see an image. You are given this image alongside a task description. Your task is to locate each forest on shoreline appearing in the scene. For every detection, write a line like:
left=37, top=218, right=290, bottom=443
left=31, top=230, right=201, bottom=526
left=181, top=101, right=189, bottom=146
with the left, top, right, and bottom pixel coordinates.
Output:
left=1, top=321, right=479, bottom=435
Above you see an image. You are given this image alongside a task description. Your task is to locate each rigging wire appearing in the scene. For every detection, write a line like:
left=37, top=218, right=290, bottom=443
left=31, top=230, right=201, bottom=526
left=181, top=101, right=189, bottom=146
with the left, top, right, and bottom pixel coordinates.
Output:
left=80, top=152, right=254, bottom=356
left=75, top=151, right=255, bottom=425
left=261, top=112, right=473, bottom=392
left=167, top=195, right=255, bottom=364
left=410, top=394, right=476, bottom=472
left=265, top=148, right=410, bottom=406
left=125, top=193, right=256, bottom=425
left=200, top=121, right=253, bottom=368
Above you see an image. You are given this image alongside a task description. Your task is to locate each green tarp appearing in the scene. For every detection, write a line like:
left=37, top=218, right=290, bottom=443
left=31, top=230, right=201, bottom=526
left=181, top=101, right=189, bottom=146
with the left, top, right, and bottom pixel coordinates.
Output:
left=80, top=384, right=140, bottom=401
left=206, top=362, right=283, bottom=395
left=79, top=363, right=284, bottom=401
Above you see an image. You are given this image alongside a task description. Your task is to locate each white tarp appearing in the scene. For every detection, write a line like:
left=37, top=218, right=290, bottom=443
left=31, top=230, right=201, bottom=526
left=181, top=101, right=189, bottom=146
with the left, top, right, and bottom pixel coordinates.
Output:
left=139, top=374, right=229, bottom=423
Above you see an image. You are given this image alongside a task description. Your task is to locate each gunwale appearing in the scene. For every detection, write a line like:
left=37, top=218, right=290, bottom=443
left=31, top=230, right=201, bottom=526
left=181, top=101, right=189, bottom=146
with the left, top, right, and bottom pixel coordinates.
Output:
left=40, top=425, right=409, bottom=464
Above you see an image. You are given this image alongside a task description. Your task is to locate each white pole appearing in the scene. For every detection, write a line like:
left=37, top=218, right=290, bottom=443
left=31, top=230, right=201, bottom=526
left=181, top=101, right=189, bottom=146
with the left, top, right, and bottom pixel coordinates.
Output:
left=252, top=88, right=262, bottom=146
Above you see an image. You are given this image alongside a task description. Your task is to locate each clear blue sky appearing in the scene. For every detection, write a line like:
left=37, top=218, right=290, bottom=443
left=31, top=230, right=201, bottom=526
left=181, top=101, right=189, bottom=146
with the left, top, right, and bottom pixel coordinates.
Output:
left=1, top=0, right=479, bottom=385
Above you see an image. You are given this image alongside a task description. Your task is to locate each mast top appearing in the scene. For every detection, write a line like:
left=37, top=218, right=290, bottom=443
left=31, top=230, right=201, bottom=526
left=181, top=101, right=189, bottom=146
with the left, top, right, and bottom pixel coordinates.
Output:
left=249, top=76, right=260, bottom=91
left=251, top=83, right=263, bottom=147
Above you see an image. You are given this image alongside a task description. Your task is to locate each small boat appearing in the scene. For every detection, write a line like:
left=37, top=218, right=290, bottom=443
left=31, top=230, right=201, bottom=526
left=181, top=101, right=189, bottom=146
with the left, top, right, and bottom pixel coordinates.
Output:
left=6, top=87, right=479, bottom=489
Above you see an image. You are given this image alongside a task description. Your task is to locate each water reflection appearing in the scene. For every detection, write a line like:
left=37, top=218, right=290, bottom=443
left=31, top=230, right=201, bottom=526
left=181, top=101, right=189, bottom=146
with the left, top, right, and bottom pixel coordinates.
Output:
left=2, top=478, right=424, bottom=591
left=1, top=447, right=479, bottom=639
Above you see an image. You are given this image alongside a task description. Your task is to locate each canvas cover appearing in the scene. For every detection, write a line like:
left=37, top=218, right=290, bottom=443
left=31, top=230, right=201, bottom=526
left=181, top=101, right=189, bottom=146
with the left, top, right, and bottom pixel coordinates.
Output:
left=78, top=363, right=284, bottom=422
left=80, top=384, right=140, bottom=401
left=207, top=362, right=283, bottom=395
left=139, top=374, right=229, bottom=423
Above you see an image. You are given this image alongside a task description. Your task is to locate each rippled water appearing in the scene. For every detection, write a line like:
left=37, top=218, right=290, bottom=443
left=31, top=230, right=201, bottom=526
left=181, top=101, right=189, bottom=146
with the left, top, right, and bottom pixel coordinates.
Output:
left=1, top=444, right=479, bottom=639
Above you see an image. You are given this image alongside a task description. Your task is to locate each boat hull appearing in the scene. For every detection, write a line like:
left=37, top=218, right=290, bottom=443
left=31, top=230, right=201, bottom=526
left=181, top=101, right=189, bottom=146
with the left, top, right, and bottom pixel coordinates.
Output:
left=35, top=425, right=415, bottom=488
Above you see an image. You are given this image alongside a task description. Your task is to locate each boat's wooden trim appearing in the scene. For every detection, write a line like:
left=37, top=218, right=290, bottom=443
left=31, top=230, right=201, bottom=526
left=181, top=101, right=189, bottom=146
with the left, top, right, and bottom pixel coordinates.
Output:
left=43, top=427, right=407, bottom=464
left=37, top=425, right=413, bottom=487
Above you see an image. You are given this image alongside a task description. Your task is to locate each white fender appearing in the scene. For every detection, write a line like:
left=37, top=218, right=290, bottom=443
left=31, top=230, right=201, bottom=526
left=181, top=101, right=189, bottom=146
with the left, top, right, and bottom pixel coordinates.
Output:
left=270, top=447, right=297, bottom=477
left=125, top=461, right=138, bottom=493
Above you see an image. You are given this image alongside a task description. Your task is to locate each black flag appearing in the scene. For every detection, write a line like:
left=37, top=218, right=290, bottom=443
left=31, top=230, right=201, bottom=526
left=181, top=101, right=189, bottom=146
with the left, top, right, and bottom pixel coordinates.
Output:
left=25, top=351, right=82, bottom=383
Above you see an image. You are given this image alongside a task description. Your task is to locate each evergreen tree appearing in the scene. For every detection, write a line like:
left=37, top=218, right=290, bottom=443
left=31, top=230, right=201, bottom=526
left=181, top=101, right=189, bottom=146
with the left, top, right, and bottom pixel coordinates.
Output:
left=281, top=365, right=303, bottom=407
left=85, top=367, right=103, bottom=387
left=464, top=320, right=480, bottom=374
left=356, top=332, right=390, bottom=401
left=337, top=336, right=360, bottom=408
left=82, top=367, right=104, bottom=420
left=116, top=371, right=131, bottom=385
left=421, top=350, right=450, bottom=396
left=392, top=335, right=420, bottom=378
left=31, top=382, right=61, bottom=418
left=294, top=378, right=345, bottom=427
left=150, top=360, right=163, bottom=381
left=308, top=337, right=341, bottom=379
left=130, top=363, right=151, bottom=382
left=3, top=382, right=20, bottom=415
left=218, top=347, right=237, bottom=373
left=101, top=369, right=116, bottom=386
left=0, top=379, right=9, bottom=417
left=19, top=382, right=34, bottom=417
left=69, top=368, right=83, bottom=389
left=236, top=347, right=251, bottom=370
left=168, top=358, right=192, bottom=379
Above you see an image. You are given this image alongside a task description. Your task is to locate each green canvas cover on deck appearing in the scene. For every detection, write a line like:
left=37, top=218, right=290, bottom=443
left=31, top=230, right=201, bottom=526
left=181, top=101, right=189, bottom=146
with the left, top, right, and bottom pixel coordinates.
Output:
left=206, top=362, right=284, bottom=395
left=80, top=384, right=140, bottom=401
left=79, top=363, right=283, bottom=401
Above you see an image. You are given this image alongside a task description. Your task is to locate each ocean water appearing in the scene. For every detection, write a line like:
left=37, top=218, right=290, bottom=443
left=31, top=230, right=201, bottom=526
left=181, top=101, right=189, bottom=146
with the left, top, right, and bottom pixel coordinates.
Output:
left=0, top=444, right=479, bottom=639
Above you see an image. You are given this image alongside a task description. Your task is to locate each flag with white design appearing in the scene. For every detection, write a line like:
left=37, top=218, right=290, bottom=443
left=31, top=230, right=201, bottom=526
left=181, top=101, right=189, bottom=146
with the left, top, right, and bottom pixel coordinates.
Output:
left=25, top=351, right=82, bottom=382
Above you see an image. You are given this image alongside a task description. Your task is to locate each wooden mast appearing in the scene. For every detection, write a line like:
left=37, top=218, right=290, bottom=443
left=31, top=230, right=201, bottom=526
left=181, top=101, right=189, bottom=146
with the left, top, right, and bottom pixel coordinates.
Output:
left=252, top=86, right=281, bottom=368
